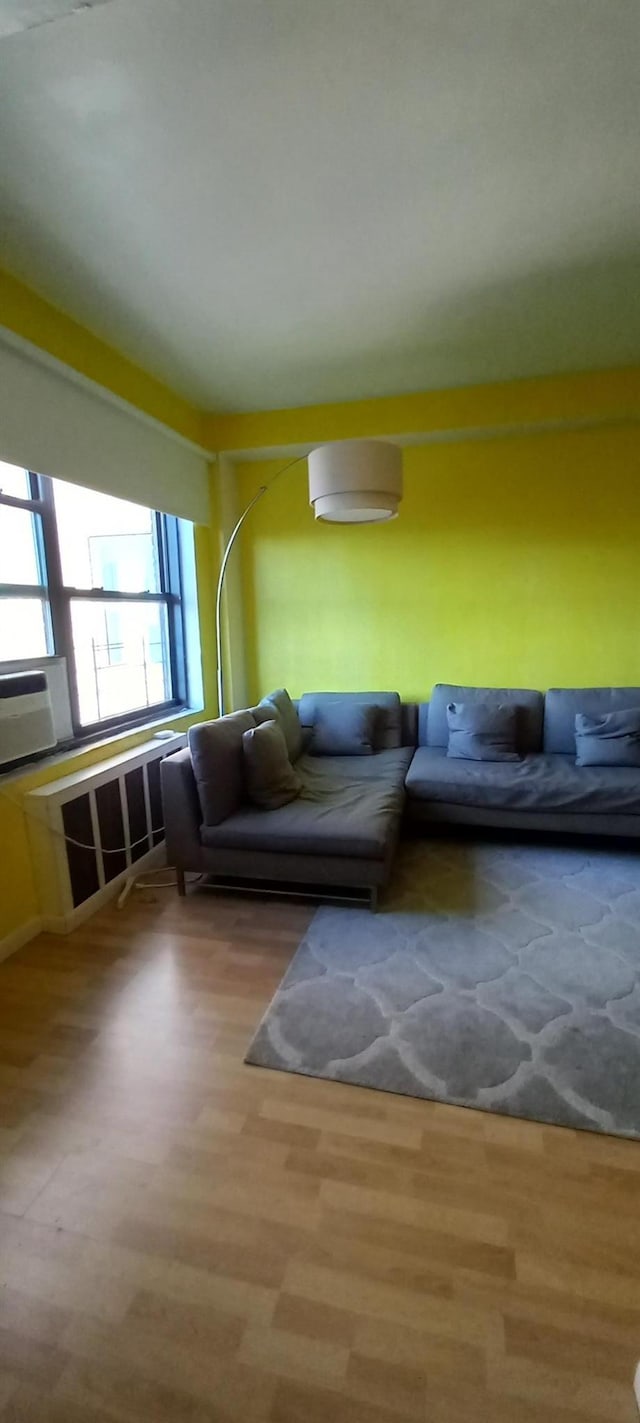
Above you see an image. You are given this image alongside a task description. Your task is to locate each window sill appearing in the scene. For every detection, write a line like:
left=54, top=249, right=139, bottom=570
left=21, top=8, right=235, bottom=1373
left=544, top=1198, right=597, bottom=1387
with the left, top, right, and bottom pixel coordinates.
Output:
left=0, top=704, right=204, bottom=787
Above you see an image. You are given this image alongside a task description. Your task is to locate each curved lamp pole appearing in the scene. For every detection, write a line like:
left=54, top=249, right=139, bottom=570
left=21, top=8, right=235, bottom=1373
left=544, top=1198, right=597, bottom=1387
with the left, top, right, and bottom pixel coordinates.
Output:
left=215, top=456, right=304, bottom=717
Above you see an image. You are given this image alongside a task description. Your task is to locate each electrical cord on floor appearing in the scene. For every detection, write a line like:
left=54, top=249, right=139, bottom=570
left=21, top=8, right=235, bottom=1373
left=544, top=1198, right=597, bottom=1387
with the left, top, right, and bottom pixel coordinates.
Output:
left=116, top=867, right=203, bottom=908
left=0, top=784, right=201, bottom=898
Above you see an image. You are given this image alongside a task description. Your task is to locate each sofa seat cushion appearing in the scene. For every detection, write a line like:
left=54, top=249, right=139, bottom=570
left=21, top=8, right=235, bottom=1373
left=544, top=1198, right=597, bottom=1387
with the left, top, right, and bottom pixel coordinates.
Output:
left=405, top=746, right=640, bottom=815
left=300, top=747, right=413, bottom=782
left=201, top=748, right=412, bottom=859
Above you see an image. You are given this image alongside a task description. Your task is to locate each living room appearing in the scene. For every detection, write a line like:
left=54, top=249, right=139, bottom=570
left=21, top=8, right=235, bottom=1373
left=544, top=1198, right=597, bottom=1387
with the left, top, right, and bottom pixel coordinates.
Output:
left=1, top=2, right=639, bottom=1420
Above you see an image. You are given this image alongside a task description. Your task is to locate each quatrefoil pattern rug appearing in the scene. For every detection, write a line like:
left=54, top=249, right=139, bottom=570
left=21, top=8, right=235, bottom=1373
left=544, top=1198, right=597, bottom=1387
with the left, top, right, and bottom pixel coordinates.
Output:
left=245, top=838, right=640, bottom=1138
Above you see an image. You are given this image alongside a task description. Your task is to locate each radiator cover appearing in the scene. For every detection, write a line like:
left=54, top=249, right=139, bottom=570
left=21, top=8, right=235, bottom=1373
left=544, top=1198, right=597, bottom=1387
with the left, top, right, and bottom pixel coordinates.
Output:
left=24, top=733, right=187, bottom=932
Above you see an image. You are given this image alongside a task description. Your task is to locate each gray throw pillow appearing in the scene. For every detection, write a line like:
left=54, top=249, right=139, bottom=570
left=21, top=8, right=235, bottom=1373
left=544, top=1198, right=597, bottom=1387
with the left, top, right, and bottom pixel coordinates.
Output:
left=311, top=702, right=378, bottom=756
left=189, top=711, right=256, bottom=825
left=258, top=687, right=303, bottom=762
left=247, top=703, right=277, bottom=727
left=243, top=719, right=302, bottom=809
left=575, top=709, right=640, bottom=767
left=447, top=702, right=520, bottom=762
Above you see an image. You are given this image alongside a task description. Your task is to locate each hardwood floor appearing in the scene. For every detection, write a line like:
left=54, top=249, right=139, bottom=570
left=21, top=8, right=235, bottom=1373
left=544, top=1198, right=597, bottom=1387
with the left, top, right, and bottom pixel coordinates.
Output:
left=0, top=882, right=639, bottom=1421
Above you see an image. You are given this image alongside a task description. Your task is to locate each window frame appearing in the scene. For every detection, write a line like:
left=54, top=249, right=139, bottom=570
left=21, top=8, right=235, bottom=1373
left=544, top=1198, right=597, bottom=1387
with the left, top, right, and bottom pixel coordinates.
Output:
left=0, top=471, right=188, bottom=742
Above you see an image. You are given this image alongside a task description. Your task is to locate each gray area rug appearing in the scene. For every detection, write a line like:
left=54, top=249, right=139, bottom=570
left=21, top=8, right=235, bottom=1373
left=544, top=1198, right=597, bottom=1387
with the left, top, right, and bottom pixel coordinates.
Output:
left=245, top=838, right=640, bottom=1139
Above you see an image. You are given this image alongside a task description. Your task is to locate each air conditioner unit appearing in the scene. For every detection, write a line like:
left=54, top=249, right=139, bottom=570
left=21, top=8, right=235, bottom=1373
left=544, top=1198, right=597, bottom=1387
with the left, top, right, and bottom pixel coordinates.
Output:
left=0, top=671, right=56, bottom=768
left=0, top=656, right=73, bottom=743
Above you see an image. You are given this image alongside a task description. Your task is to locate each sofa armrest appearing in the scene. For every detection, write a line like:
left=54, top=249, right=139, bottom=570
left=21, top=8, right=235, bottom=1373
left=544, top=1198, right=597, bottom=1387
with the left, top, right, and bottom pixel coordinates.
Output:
left=161, top=748, right=203, bottom=870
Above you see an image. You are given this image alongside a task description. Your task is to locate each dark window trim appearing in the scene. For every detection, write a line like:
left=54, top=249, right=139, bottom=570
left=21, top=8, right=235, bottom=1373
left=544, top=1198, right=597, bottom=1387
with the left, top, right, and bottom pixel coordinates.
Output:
left=0, top=472, right=188, bottom=742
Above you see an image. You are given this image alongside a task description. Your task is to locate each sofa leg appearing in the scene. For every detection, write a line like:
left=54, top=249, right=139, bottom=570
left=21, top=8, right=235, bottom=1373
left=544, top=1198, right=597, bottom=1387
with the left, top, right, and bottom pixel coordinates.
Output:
left=176, top=867, right=186, bottom=898
left=369, top=886, right=378, bottom=913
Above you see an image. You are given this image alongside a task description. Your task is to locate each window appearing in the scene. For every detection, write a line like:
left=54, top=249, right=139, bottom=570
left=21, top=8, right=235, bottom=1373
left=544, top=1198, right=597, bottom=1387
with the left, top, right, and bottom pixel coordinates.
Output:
left=0, top=462, right=188, bottom=739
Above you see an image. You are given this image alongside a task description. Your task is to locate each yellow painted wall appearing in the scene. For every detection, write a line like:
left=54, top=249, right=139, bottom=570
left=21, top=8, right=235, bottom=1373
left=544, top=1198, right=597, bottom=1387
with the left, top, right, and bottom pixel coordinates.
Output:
left=0, top=271, right=218, bottom=945
left=237, top=422, right=640, bottom=704
left=205, top=365, right=639, bottom=453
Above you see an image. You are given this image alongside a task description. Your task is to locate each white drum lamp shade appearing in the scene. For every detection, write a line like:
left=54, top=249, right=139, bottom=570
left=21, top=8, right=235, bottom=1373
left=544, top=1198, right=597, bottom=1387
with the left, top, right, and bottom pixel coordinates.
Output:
left=308, top=439, right=403, bottom=523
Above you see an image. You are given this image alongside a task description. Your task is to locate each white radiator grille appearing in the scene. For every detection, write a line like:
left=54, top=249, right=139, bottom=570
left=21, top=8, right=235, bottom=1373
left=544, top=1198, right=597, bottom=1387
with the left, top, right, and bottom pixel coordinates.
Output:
left=24, top=733, right=186, bottom=932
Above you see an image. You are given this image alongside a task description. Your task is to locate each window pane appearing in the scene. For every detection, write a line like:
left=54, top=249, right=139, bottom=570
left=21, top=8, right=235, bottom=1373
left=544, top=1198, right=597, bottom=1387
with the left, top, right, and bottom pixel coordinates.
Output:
left=0, top=504, right=43, bottom=585
left=71, top=599, right=171, bottom=726
left=0, top=597, right=50, bottom=660
left=53, top=481, right=161, bottom=592
left=0, top=462, right=29, bottom=500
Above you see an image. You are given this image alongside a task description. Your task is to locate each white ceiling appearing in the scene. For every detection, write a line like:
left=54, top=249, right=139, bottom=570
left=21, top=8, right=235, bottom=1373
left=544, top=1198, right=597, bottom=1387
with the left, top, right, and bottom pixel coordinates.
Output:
left=0, top=0, right=113, bottom=41
left=0, top=0, right=639, bottom=412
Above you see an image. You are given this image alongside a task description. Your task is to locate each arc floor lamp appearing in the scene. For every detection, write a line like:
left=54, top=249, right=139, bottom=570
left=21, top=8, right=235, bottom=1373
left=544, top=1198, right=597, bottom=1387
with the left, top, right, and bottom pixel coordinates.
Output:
left=215, top=438, right=403, bottom=716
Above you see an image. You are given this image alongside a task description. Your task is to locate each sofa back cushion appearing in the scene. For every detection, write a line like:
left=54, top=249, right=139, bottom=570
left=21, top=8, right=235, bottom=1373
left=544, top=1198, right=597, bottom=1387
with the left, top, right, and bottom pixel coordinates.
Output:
left=188, top=710, right=256, bottom=825
left=544, top=687, right=640, bottom=754
left=428, top=684, right=544, bottom=754
left=298, top=691, right=402, bottom=750
left=310, top=702, right=378, bottom=756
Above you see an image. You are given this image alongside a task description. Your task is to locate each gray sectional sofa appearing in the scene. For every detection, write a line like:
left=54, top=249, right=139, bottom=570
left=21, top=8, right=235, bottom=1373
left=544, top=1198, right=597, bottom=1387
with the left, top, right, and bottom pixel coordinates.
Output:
left=162, top=683, right=640, bottom=910
left=405, top=683, right=640, bottom=837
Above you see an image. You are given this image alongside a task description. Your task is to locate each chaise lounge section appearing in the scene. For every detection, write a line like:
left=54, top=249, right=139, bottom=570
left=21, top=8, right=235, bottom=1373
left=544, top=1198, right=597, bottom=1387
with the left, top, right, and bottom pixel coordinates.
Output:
left=162, top=691, right=414, bottom=909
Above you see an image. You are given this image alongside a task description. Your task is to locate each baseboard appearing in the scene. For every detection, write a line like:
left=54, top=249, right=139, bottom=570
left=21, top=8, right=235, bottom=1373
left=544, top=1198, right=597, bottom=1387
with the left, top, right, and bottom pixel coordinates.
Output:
left=40, top=843, right=167, bottom=934
left=0, top=916, right=43, bottom=963
left=0, top=847, right=168, bottom=957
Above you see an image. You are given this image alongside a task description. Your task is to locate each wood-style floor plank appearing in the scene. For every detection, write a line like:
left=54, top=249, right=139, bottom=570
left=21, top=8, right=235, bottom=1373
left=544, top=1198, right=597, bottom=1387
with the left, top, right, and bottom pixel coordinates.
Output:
left=0, top=881, right=639, bottom=1421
